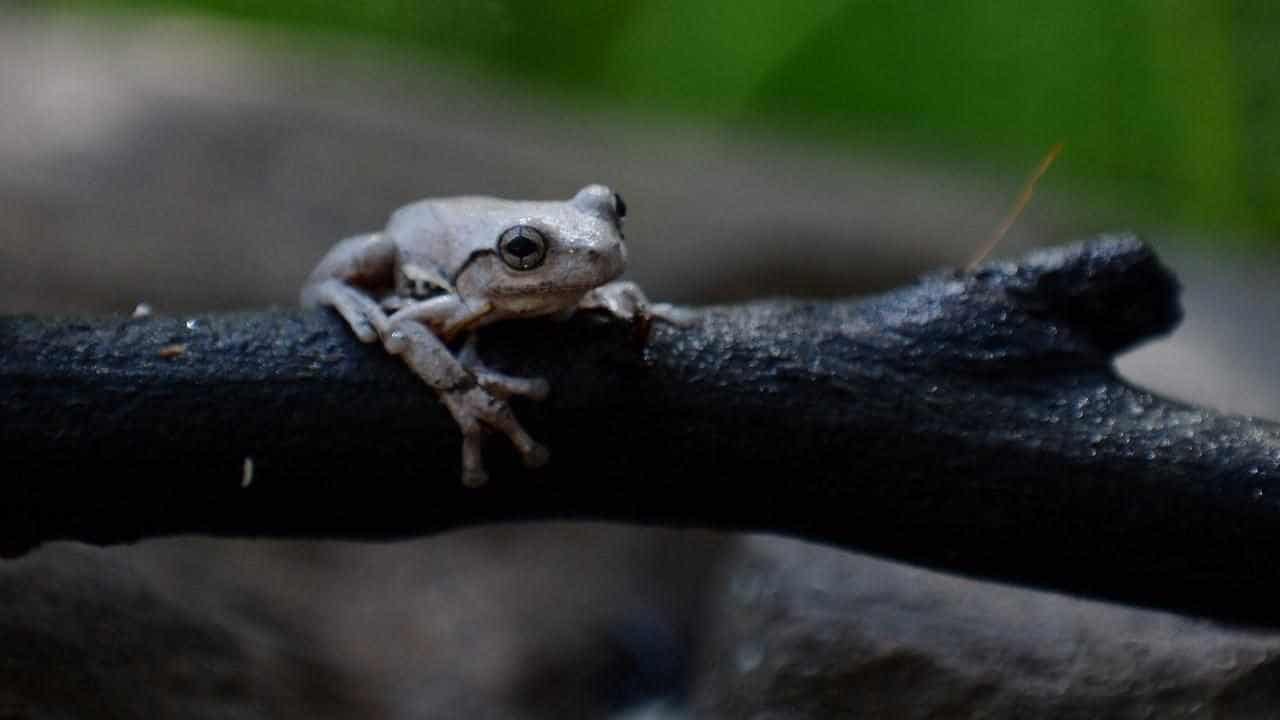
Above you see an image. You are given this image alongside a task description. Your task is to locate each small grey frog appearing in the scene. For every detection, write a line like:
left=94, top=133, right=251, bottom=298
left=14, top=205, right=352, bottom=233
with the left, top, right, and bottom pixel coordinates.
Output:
left=302, top=184, right=664, bottom=486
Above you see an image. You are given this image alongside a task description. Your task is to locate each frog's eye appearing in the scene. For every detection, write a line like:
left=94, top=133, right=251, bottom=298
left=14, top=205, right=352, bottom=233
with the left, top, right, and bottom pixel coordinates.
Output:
left=612, top=192, right=627, bottom=220
left=497, top=225, right=548, bottom=271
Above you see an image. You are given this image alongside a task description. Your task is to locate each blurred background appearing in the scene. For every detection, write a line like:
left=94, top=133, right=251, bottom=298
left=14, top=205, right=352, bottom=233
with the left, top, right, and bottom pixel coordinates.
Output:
left=3, top=2, right=1279, bottom=718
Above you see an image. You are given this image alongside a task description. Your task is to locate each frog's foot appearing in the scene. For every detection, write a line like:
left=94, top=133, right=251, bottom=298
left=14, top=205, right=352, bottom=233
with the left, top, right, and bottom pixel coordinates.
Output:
left=385, top=321, right=550, bottom=486
left=442, top=385, right=551, bottom=487
left=304, top=279, right=391, bottom=343
left=458, top=336, right=551, bottom=401
left=577, top=281, right=694, bottom=327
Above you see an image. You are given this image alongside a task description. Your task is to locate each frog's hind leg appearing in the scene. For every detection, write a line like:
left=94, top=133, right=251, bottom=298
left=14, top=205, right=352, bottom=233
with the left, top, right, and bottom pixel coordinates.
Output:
left=458, top=335, right=551, bottom=401
left=386, top=320, right=550, bottom=486
left=300, top=232, right=398, bottom=342
left=303, top=279, right=389, bottom=343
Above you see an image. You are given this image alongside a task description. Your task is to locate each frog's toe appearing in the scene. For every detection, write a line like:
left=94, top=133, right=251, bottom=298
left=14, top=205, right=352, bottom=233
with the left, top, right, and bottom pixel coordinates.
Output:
left=460, top=431, right=489, bottom=487
left=496, top=416, right=546, bottom=467
left=351, top=322, right=379, bottom=343
left=507, top=376, right=550, bottom=402
left=526, top=378, right=551, bottom=401
left=647, top=302, right=698, bottom=327
left=474, top=371, right=550, bottom=401
left=522, top=442, right=551, bottom=469
left=578, top=280, right=646, bottom=321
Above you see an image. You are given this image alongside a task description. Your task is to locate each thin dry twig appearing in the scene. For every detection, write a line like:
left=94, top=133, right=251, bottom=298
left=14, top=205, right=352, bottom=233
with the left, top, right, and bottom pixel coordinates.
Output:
left=967, top=142, right=1064, bottom=269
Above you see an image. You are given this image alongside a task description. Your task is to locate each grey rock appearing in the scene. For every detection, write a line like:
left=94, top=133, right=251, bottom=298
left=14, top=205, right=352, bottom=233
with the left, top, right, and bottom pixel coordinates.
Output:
left=0, top=543, right=379, bottom=720
left=695, top=535, right=1280, bottom=719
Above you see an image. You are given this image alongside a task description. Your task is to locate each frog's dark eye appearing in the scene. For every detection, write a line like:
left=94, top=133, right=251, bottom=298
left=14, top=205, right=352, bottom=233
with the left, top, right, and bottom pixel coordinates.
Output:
left=612, top=192, right=627, bottom=220
left=497, top=225, right=548, bottom=271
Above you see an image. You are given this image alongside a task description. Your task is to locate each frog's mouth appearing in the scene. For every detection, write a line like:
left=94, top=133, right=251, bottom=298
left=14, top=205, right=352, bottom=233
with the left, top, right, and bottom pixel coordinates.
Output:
left=488, top=283, right=600, bottom=297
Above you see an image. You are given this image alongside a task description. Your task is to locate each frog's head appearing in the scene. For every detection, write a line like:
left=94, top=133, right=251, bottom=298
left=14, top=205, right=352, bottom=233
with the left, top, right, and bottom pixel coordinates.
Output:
left=456, top=184, right=629, bottom=315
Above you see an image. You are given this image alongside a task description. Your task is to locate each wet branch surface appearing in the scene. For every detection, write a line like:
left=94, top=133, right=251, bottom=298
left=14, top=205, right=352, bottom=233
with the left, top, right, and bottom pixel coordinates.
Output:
left=4, top=235, right=1280, bottom=626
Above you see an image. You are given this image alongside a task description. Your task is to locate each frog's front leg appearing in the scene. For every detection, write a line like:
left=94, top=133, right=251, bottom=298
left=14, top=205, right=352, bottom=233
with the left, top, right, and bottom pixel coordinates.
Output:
left=577, top=281, right=691, bottom=326
left=385, top=298, right=549, bottom=487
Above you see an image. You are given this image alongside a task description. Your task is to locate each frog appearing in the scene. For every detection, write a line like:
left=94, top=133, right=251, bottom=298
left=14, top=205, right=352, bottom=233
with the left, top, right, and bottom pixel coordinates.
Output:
left=301, top=184, right=665, bottom=487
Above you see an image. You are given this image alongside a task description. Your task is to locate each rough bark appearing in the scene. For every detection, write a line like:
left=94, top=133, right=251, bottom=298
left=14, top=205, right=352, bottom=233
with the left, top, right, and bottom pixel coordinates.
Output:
left=4, top=235, right=1280, bottom=626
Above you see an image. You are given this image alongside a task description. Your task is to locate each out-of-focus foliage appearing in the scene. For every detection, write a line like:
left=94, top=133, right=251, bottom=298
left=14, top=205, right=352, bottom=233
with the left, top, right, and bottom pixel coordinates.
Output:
left=57, top=0, right=1280, bottom=245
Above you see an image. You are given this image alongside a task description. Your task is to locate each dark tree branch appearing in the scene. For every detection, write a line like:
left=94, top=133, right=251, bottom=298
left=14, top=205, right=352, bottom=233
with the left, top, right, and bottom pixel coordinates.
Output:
left=4, top=235, right=1280, bottom=626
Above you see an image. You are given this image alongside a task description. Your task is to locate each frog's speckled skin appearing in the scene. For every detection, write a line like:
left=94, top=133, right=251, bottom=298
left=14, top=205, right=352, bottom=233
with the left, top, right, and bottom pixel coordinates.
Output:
left=301, top=184, right=654, bottom=486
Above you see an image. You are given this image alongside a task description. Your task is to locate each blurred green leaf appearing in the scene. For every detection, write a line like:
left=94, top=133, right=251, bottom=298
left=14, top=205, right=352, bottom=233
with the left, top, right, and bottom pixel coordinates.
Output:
left=53, top=0, right=1280, bottom=246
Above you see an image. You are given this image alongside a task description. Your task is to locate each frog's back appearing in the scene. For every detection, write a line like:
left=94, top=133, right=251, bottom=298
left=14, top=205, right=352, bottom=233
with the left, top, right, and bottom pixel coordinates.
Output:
left=385, top=195, right=522, bottom=274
